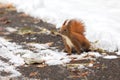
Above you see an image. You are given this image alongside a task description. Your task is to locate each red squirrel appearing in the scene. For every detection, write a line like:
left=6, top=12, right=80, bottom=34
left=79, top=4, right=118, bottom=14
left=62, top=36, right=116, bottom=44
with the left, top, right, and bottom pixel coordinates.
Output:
left=59, top=19, right=90, bottom=55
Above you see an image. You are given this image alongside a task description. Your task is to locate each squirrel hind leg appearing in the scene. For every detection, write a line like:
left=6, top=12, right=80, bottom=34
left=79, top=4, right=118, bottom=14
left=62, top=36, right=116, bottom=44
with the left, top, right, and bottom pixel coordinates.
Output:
left=72, top=40, right=82, bottom=54
left=74, top=46, right=81, bottom=54
left=82, top=42, right=91, bottom=52
left=83, top=47, right=91, bottom=52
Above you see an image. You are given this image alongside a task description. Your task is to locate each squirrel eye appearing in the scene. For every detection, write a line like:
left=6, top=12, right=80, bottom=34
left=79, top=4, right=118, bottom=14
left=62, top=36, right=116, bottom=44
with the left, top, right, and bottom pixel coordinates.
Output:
left=64, top=29, right=67, bottom=32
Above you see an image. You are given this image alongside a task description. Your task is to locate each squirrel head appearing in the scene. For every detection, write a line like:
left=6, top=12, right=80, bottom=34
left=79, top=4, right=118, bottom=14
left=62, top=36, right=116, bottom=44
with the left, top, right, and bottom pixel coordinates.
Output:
left=59, top=19, right=71, bottom=36
left=59, top=19, right=85, bottom=36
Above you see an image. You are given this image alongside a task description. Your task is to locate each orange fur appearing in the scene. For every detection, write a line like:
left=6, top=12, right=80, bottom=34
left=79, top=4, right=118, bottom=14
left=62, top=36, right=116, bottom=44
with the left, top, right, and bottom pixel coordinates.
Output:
left=60, top=19, right=90, bottom=55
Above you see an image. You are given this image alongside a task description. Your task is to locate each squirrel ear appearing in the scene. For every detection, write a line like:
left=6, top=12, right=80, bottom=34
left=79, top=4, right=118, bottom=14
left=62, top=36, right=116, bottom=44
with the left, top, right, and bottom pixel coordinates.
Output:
left=66, top=20, right=72, bottom=30
left=63, top=19, right=69, bottom=25
left=63, top=19, right=72, bottom=30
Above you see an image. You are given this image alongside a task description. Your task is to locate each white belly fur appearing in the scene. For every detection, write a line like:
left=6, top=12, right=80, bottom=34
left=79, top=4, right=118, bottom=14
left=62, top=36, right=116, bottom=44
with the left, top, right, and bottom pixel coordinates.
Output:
left=62, top=35, right=74, bottom=48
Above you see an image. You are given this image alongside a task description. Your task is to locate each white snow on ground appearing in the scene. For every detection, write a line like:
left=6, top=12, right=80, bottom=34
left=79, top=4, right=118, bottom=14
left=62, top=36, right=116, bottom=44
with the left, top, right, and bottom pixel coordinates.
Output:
left=2, top=0, right=120, bottom=52
left=0, top=37, right=24, bottom=77
left=5, top=27, right=17, bottom=33
left=0, top=38, right=24, bottom=66
left=103, top=55, right=118, bottom=59
left=0, top=37, right=103, bottom=77
left=0, top=60, right=21, bottom=77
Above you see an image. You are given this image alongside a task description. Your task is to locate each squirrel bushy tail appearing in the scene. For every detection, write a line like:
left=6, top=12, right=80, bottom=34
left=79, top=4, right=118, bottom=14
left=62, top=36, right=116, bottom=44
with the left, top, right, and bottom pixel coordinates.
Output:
left=63, top=19, right=85, bottom=35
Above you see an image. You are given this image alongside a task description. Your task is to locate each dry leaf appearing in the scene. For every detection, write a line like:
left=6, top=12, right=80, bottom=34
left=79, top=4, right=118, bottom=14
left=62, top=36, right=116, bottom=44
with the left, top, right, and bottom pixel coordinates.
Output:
left=29, top=72, right=38, bottom=77
left=0, top=11, right=5, bottom=14
left=2, top=20, right=11, bottom=24
left=0, top=27, right=4, bottom=31
left=0, top=4, right=6, bottom=8
left=6, top=4, right=13, bottom=8
left=37, top=64, right=46, bottom=68
left=18, top=27, right=34, bottom=35
left=0, top=4, right=13, bottom=8
left=19, top=13, right=29, bottom=17
left=68, top=75, right=79, bottom=78
left=89, top=60, right=95, bottom=64
left=93, top=64, right=100, bottom=68
left=0, top=17, right=11, bottom=24
left=81, top=71, right=89, bottom=77
left=0, top=17, right=7, bottom=21
left=94, top=40, right=99, bottom=43
left=45, top=42, right=54, bottom=47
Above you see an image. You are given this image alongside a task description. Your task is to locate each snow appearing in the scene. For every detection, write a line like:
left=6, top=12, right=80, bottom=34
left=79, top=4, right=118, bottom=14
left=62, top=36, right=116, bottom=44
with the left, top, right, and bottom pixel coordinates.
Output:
left=0, top=60, right=21, bottom=77
left=22, top=43, right=71, bottom=65
left=0, top=38, right=25, bottom=66
left=103, top=55, right=118, bottom=59
left=73, top=52, right=102, bottom=60
left=116, top=51, right=120, bottom=55
left=78, top=65, right=85, bottom=69
left=5, top=27, right=17, bottom=32
left=0, top=37, right=102, bottom=66
left=0, top=0, right=8, bottom=4
left=88, top=63, right=93, bottom=67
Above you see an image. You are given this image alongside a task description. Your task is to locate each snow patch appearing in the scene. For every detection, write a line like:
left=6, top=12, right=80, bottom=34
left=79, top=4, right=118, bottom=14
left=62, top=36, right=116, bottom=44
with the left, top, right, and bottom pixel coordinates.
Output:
left=103, top=55, right=118, bottom=59
left=116, top=51, right=120, bottom=55
left=0, top=60, right=21, bottom=77
left=0, top=37, right=25, bottom=66
left=21, top=43, right=102, bottom=66
left=5, top=27, right=17, bottom=32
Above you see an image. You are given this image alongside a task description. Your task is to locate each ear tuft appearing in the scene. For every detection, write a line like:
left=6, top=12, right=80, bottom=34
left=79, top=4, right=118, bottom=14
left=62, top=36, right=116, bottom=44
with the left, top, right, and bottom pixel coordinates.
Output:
left=63, top=19, right=72, bottom=26
left=66, top=20, right=72, bottom=29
